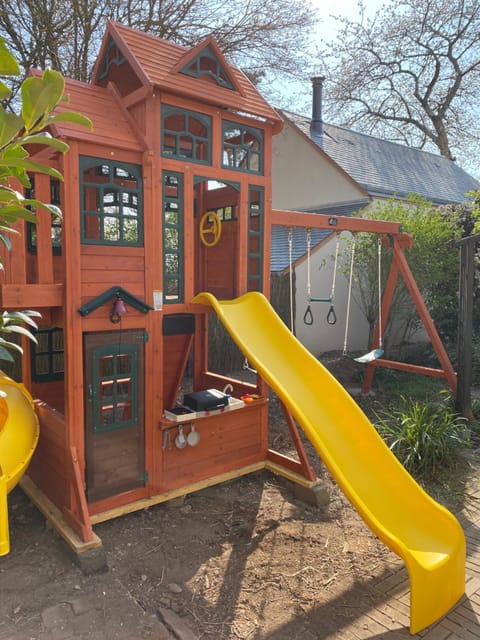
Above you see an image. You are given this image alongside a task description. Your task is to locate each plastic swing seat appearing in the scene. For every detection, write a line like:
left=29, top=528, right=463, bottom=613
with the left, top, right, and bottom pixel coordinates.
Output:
left=354, top=347, right=384, bottom=364
left=343, top=236, right=384, bottom=365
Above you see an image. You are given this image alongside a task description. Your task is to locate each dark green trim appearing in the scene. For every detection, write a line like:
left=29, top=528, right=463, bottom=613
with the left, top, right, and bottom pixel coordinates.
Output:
left=222, top=120, right=264, bottom=174
left=161, top=105, right=212, bottom=165
left=162, top=171, right=184, bottom=304
left=97, top=37, right=127, bottom=80
left=180, top=44, right=235, bottom=90
left=30, top=327, right=64, bottom=382
left=78, top=286, right=153, bottom=317
left=247, top=186, right=264, bottom=292
left=92, top=343, right=138, bottom=433
left=80, top=156, right=143, bottom=246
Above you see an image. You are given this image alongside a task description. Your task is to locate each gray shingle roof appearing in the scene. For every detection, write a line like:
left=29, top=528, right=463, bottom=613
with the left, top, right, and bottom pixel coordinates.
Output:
left=284, top=111, right=480, bottom=205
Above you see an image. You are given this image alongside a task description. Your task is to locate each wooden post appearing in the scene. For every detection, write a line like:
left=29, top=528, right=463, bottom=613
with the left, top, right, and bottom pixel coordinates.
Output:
left=455, top=234, right=480, bottom=420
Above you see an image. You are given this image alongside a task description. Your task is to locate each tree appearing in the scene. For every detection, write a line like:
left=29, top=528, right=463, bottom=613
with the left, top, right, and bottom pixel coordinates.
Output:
left=0, top=38, right=91, bottom=361
left=0, top=0, right=318, bottom=91
left=318, top=0, right=480, bottom=167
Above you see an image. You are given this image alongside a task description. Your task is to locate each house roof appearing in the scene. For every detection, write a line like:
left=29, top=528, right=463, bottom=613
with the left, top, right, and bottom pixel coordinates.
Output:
left=271, top=226, right=332, bottom=274
left=93, top=22, right=283, bottom=132
left=284, top=111, right=480, bottom=205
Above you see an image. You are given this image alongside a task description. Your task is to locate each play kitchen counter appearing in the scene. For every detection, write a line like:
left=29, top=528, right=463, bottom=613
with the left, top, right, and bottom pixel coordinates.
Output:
left=159, top=396, right=269, bottom=492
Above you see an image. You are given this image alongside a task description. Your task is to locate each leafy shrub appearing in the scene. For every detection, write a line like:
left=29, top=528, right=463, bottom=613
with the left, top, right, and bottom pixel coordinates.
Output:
left=374, top=395, right=468, bottom=475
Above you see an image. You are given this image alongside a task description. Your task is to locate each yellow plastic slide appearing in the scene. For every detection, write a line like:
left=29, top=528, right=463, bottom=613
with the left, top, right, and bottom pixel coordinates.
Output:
left=193, top=292, right=466, bottom=634
left=0, top=374, right=39, bottom=556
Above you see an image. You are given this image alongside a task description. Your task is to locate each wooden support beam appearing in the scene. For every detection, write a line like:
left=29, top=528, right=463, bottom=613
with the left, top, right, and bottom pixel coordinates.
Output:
left=0, top=283, right=63, bottom=308
left=271, top=209, right=404, bottom=235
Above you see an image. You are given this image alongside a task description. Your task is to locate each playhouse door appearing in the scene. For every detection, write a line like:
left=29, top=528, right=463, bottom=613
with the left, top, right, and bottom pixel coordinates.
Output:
left=84, top=330, right=145, bottom=503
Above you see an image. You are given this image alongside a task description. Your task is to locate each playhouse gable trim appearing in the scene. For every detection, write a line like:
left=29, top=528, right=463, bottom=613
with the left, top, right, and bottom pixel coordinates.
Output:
left=173, top=36, right=244, bottom=96
left=95, top=22, right=282, bottom=130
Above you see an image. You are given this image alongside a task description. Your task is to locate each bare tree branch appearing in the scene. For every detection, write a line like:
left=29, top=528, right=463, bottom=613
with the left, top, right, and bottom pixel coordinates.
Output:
left=318, top=0, right=480, bottom=165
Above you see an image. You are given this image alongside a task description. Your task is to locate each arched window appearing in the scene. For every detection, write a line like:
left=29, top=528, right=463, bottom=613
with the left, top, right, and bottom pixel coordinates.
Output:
left=222, top=121, right=263, bottom=174
left=161, top=106, right=212, bottom=165
left=80, top=158, right=143, bottom=246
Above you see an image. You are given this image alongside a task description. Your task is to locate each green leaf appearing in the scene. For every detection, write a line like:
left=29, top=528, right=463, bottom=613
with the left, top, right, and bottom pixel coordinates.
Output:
left=0, top=38, right=20, bottom=76
left=21, top=132, right=70, bottom=153
left=7, top=310, right=41, bottom=326
left=0, top=345, right=15, bottom=362
left=21, top=71, right=65, bottom=131
left=0, top=81, right=12, bottom=101
left=0, top=205, right=37, bottom=223
left=0, top=110, right=24, bottom=147
left=48, top=111, right=93, bottom=130
left=3, top=324, right=37, bottom=341
left=0, top=337, right=23, bottom=354
left=0, top=157, right=63, bottom=180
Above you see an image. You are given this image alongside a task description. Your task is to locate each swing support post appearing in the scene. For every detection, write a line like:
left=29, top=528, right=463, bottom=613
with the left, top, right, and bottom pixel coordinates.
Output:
left=362, top=235, right=457, bottom=394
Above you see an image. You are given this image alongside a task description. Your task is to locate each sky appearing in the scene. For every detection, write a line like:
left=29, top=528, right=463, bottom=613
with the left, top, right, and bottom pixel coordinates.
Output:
left=273, top=0, right=386, bottom=113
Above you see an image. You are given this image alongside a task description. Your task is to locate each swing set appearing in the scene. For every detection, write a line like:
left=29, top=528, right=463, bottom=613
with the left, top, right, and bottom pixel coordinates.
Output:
left=273, top=210, right=457, bottom=395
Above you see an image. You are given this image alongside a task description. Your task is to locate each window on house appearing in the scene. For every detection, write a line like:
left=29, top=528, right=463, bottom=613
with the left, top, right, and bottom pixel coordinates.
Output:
left=31, top=327, right=64, bottom=382
left=180, top=45, right=235, bottom=90
left=161, top=106, right=212, bottom=164
left=222, top=122, right=263, bottom=174
left=80, top=157, right=143, bottom=246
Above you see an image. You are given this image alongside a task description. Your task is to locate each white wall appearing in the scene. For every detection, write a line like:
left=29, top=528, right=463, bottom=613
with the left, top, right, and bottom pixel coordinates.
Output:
left=293, top=233, right=372, bottom=355
left=271, top=120, right=365, bottom=210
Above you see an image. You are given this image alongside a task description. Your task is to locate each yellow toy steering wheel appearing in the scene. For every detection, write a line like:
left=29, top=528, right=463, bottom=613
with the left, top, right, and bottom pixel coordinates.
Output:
left=200, top=211, right=222, bottom=247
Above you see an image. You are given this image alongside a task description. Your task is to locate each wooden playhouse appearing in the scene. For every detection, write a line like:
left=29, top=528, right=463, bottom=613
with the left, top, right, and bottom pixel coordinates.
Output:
left=2, top=21, right=325, bottom=554
left=3, top=22, right=458, bottom=557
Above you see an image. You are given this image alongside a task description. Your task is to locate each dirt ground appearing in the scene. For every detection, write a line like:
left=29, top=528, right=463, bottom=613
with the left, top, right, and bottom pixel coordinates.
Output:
left=0, top=358, right=474, bottom=640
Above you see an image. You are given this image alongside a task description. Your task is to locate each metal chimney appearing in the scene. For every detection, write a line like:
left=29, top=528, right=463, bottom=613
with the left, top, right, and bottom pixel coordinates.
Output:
left=310, top=76, right=325, bottom=146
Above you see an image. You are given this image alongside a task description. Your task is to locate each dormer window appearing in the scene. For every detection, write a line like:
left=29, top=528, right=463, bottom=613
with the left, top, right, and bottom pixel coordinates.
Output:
left=161, top=106, right=212, bottom=165
left=222, top=121, right=263, bottom=174
left=181, top=45, right=235, bottom=90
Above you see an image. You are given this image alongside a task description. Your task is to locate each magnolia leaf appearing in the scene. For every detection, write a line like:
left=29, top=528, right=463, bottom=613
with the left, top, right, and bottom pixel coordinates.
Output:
left=0, top=186, right=24, bottom=202
left=0, top=157, right=63, bottom=180
left=21, top=132, right=70, bottom=152
left=0, top=205, right=37, bottom=223
left=0, top=346, right=15, bottom=362
left=7, top=309, right=42, bottom=325
left=0, top=337, right=23, bottom=353
left=0, top=110, right=24, bottom=147
left=21, top=71, right=65, bottom=131
left=0, top=232, right=11, bottom=252
left=0, top=82, right=12, bottom=101
left=3, top=324, right=38, bottom=342
left=48, top=110, right=93, bottom=130
left=0, top=38, right=20, bottom=75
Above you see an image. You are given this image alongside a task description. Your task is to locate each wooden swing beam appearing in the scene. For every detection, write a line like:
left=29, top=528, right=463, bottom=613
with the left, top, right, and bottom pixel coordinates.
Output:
left=270, top=210, right=457, bottom=395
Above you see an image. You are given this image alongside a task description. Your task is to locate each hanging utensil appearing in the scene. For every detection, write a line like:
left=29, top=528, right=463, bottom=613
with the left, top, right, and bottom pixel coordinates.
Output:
left=175, top=425, right=187, bottom=449
left=187, top=425, right=200, bottom=447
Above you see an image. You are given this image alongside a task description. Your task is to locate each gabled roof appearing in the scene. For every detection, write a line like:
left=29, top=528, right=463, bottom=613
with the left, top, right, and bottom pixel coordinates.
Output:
left=92, top=22, right=282, bottom=132
left=285, top=111, right=480, bottom=205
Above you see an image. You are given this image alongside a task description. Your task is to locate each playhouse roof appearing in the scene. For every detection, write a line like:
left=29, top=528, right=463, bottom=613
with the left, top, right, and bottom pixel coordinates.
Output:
left=46, top=76, right=144, bottom=151
left=92, top=22, right=283, bottom=131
